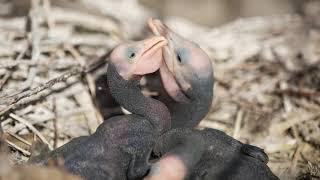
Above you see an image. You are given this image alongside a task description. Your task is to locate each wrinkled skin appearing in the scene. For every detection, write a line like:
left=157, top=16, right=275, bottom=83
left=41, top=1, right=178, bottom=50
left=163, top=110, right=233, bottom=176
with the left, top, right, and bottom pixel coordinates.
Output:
left=31, top=110, right=157, bottom=180
left=150, top=128, right=279, bottom=180
left=30, top=37, right=171, bottom=180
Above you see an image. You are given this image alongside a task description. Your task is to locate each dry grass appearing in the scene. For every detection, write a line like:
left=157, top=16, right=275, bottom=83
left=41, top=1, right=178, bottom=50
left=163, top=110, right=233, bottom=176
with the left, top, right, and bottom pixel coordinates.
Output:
left=0, top=1, right=319, bottom=179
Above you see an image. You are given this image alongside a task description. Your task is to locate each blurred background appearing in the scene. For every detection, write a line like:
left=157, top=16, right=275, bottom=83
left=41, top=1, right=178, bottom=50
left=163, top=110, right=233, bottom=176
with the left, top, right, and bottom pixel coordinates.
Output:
left=0, top=0, right=298, bottom=25
left=1, top=0, right=319, bottom=38
left=0, top=0, right=305, bottom=36
left=0, top=0, right=319, bottom=180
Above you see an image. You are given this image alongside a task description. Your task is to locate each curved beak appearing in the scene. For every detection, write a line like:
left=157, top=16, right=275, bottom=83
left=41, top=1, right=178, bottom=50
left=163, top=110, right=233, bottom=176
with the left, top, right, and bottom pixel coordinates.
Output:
left=148, top=18, right=190, bottom=103
left=129, top=36, right=167, bottom=78
left=148, top=18, right=175, bottom=73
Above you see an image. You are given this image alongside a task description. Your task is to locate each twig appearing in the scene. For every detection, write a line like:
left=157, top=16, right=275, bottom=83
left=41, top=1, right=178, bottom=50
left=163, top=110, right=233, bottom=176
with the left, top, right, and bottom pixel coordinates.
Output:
left=64, top=44, right=84, bottom=66
left=43, top=0, right=54, bottom=30
left=5, top=139, right=31, bottom=156
left=0, top=17, right=26, bottom=31
left=3, top=106, right=92, bottom=135
left=64, top=44, right=95, bottom=92
left=0, top=59, right=36, bottom=69
left=198, top=120, right=230, bottom=132
left=0, top=57, right=80, bottom=69
left=272, top=87, right=320, bottom=98
left=290, top=143, right=304, bottom=174
left=23, top=0, right=42, bottom=90
left=271, top=111, right=320, bottom=135
left=0, top=71, right=11, bottom=90
left=9, top=113, right=53, bottom=150
left=233, top=109, right=244, bottom=139
left=42, top=34, right=119, bottom=47
left=0, top=66, right=83, bottom=116
left=51, top=7, right=121, bottom=38
left=0, top=121, right=3, bottom=135
left=7, top=131, right=32, bottom=146
left=272, top=82, right=320, bottom=108
left=64, top=44, right=101, bottom=125
left=52, top=98, right=58, bottom=149
left=0, top=45, right=28, bottom=90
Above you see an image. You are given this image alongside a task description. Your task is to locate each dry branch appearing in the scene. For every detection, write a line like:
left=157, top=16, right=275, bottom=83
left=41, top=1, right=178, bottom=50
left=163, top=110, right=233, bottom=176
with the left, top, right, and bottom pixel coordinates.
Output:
left=0, top=66, right=83, bottom=116
left=0, top=46, right=29, bottom=90
left=51, top=7, right=121, bottom=37
left=23, top=0, right=43, bottom=90
left=5, top=139, right=31, bottom=156
left=7, top=132, right=32, bottom=146
left=0, top=17, right=26, bottom=31
left=9, top=113, right=53, bottom=150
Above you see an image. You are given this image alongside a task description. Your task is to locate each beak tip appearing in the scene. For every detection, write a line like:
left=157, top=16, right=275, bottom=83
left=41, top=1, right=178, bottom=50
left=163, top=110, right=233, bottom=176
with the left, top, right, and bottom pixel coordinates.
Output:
left=159, top=36, right=166, bottom=42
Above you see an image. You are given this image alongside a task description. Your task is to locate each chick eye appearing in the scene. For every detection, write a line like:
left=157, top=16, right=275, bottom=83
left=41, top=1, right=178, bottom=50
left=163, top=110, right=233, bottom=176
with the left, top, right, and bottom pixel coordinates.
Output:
left=129, top=52, right=136, bottom=59
left=126, top=48, right=137, bottom=60
left=177, top=54, right=182, bottom=63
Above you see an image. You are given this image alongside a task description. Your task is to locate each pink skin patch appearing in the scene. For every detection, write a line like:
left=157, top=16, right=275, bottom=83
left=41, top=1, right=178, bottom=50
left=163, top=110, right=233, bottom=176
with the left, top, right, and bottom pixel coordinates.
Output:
left=110, top=36, right=167, bottom=80
left=134, top=46, right=164, bottom=76
left=159, top=62, right=190, bottom=103
left=146, top=155, right=187, bottom=180
left=186, top=45, right=213, bottom=79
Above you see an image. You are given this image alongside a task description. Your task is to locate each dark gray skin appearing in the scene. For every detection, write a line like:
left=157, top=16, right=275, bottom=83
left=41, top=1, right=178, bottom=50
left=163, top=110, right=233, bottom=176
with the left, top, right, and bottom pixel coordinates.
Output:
left=94, top=71, right=213, bottom=127
left=30, top=37, right=171, bottom=180
left=94, top=71, right=124, bottom=119
left=152, top=128, right=279, bottom=180
left=88, top=50, right=124, bottom=119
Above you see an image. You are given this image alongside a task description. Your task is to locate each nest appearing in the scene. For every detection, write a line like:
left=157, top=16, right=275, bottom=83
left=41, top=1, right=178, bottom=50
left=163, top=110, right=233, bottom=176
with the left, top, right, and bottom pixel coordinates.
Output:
left=0, top=1, right=319, bottom=179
